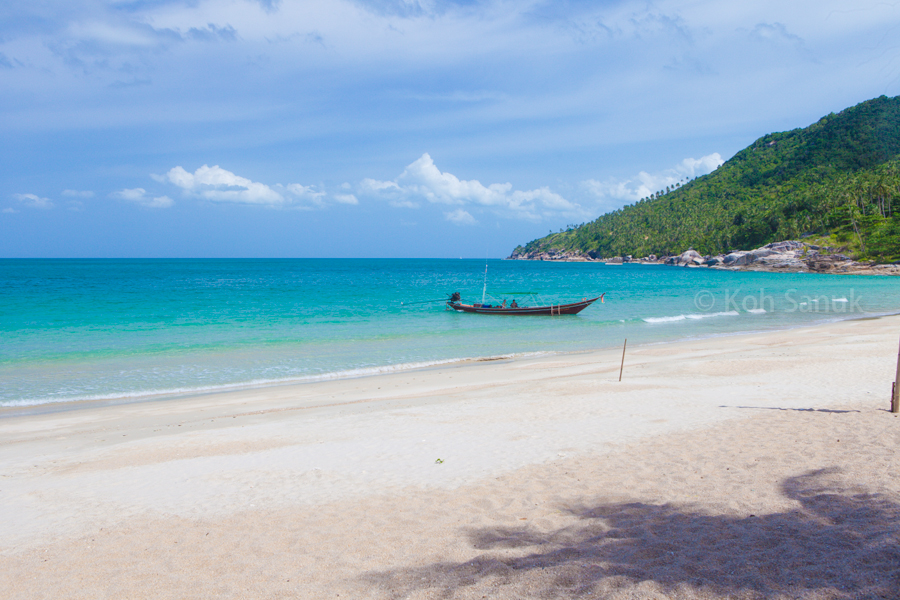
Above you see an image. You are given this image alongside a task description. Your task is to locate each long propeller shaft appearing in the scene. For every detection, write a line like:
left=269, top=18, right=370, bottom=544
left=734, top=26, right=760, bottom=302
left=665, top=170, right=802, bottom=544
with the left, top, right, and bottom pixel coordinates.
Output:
left=400, top=298, right=451, bottom=305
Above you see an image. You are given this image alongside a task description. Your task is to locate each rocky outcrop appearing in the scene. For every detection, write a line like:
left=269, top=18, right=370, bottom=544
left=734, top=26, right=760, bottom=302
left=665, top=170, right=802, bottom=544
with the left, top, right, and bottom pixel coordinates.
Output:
left=508, top=248, right=594, bottom=261
left=665, top=249, right=704, bottom=266
left=702, top=241, right=899, bottom=275
left=508, top=240, right=900, bottom=275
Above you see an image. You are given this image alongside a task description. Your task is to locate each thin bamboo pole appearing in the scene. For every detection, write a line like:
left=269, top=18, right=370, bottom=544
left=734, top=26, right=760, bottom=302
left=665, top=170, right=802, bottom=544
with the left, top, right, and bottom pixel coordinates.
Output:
left=619, top=338, right=627, bottom=382
left=893, top=335, right=900, bottom=413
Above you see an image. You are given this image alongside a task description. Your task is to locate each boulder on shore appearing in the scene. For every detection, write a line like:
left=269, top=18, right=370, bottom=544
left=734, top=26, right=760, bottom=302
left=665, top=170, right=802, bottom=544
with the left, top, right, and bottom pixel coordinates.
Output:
left=665, top=249, right=704, bottom=266
left=723, top=252, right=752, bottom=266
left=508, top=248, right=595, bottom=261
left=707, top=241, right=899, bottom=275
left=508, top=240, right=900, bottom=275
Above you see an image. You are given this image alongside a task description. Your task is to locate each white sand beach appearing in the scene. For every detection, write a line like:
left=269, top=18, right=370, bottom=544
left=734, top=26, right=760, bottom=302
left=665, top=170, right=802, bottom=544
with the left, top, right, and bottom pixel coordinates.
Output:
left=2, top=316, right=899, bottom=599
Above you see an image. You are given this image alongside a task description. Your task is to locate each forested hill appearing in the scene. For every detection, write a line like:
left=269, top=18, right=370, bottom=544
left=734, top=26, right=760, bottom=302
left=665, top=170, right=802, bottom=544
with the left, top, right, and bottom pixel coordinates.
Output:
left=513, top=95, right=900, bottom=261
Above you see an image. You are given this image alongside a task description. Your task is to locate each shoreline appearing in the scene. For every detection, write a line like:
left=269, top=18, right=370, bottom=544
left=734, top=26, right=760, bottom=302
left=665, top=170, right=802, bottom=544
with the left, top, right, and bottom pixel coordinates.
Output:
left=4, top=308, right=895, bottom=417
left=509, top=256, right=900, bottom=275
left=509, top=239, right=900, bottom=275
left=0, top=353, right=552, bottom=417
left=2, top=314, right=899, bottom=597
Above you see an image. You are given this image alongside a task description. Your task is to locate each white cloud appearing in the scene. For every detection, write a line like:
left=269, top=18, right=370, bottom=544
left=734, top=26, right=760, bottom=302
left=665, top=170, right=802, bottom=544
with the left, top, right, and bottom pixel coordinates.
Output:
left=360, top=153, right=584, bottom=221
left=113, top=188, right=146, bottom=202
left=62, top=189, right=94, bottom=198
left=750, top=22, right=804, bottom=45
left=68, top=21, right=162, bottom=48
left=284, top=183, right=327, bottom=205
left=360, top=179, right=401, bottom=193
left=3, top=0, right=899, bottom=144
left=144, top=195, right=174, bottom=208
left=13, top=193, right=54, bottom=209
left=2, top=207, right=17, bottom=214
left=582, top=152, right=724, bottom=205
left=680, top=153, right=725, bottom=176
left=444, top=208, right=476, bottom=225
left=162, top=165, right=285, bottom=205
left=112, top=188, right=174, bottom=208
left=397, top=153, right=513, bottom=207
left=158, top=165, right=344, bottom=209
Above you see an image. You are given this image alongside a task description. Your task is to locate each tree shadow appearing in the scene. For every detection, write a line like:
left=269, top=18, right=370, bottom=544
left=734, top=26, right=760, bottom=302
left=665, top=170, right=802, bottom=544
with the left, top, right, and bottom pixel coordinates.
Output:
left=720, top=406, right=861, bottom=414
left=363, top=469, right=900, bottom=598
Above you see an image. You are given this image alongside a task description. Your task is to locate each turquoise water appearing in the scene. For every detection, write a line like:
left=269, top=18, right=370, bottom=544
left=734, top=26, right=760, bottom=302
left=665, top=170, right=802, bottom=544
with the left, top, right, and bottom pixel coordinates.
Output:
left=2, top=259, right=899, bottom=408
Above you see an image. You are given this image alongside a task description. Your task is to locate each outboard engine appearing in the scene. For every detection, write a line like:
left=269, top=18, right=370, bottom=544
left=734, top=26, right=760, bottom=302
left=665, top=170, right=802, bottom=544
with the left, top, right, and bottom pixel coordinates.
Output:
left=449, top=292, right=461, bottom=303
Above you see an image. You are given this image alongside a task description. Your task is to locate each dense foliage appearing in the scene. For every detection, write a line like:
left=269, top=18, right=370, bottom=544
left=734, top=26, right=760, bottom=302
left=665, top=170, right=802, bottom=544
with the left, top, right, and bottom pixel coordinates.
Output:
left=516, top=96, right=900, bottom=261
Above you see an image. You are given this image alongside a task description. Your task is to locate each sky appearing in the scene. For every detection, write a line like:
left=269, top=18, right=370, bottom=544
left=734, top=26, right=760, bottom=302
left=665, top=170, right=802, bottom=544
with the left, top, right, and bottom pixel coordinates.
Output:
left=2, top=0, right=900, bottom=258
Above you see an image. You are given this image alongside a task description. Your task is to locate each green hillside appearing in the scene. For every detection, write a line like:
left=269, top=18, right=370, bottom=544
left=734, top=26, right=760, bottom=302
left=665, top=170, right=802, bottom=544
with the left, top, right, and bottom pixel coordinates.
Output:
left=514, top=95, right=900, bottom=261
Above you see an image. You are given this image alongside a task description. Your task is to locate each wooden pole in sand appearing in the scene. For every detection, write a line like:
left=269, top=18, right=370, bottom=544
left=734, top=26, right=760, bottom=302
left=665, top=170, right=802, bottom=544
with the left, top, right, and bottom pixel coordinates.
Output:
left=893, top=335, right=900, bottom=413
left=619, top=338, right=627, bottom=382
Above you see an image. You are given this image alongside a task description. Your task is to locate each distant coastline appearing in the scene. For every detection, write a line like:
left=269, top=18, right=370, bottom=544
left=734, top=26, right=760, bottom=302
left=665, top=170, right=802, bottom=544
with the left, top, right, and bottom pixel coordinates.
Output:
left=508, top=239, right=900, bottom=275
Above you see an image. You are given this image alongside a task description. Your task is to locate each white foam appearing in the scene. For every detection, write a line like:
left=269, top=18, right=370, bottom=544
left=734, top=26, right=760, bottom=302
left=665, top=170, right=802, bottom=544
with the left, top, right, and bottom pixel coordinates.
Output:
left=1, top=352, right=554, bottom=409
left=644, top=311, right=738, bottom=324
left=746, top=308, right=767, bottom=314
left=686, top=311, right=740, bottom=320
left=833, top=298, right=848, bottom=302
left=643, top=315, right=686, bottom=323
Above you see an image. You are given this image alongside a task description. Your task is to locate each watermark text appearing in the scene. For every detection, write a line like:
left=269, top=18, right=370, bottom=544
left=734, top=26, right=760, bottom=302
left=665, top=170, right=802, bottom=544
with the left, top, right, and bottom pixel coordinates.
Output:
left=693, top=288, right=864, bottom=314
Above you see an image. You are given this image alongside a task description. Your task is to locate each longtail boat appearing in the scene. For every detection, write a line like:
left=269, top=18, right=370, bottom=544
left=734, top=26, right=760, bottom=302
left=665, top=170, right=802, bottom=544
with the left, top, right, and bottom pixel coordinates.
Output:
left=446, top=292, right=603, bottom=316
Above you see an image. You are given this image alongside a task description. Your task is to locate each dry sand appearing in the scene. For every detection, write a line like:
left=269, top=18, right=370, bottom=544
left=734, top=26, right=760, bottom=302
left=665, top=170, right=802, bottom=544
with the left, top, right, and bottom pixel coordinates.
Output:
left=1, top=316, right=899, bottom=599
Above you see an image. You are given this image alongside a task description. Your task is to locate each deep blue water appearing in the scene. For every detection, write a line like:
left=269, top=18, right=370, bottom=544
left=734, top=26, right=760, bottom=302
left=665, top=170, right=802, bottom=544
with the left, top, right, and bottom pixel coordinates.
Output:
left=2, top=259, right=898, bottom=407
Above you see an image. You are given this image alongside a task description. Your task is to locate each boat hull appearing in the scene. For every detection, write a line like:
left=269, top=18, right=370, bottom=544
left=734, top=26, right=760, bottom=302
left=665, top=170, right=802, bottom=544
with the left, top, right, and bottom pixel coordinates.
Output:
left=448, top=296, right=600, bottom=315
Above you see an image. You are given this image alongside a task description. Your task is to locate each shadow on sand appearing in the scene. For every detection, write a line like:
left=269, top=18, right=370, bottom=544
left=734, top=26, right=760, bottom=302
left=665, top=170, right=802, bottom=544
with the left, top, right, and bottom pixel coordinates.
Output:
left=720, top=406, right=862, bottom=414
left=364, top=469, right=899, bottom=599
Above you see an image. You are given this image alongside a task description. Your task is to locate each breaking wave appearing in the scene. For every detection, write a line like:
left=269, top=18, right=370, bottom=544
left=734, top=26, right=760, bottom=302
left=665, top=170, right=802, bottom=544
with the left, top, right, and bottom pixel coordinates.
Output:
left=643, top=311, right=739, bottom=324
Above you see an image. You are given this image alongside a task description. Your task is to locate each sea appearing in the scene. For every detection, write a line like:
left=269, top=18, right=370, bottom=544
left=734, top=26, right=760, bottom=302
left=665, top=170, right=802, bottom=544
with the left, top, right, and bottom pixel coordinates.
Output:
left=2, top=258, right=899, bottom=409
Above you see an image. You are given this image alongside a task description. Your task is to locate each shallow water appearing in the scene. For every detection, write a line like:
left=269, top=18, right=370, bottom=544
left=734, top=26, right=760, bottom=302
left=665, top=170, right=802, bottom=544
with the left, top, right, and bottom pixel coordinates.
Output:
left=2, top=258, right=898, bottom=407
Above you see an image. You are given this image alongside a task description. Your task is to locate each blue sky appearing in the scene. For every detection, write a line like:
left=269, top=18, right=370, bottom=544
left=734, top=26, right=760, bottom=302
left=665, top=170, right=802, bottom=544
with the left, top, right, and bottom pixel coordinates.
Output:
left=2, top=0, right=900, bottom=257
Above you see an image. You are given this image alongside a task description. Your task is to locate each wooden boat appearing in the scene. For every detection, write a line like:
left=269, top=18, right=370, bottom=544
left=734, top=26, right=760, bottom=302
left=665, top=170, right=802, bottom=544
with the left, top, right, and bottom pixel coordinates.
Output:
left=447, top=293, right=603, bottom=316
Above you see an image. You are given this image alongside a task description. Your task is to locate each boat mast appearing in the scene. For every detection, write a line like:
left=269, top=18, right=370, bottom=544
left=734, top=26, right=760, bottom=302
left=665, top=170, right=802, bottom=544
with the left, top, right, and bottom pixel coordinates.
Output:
left=481, top=261, right=488, bottom=305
